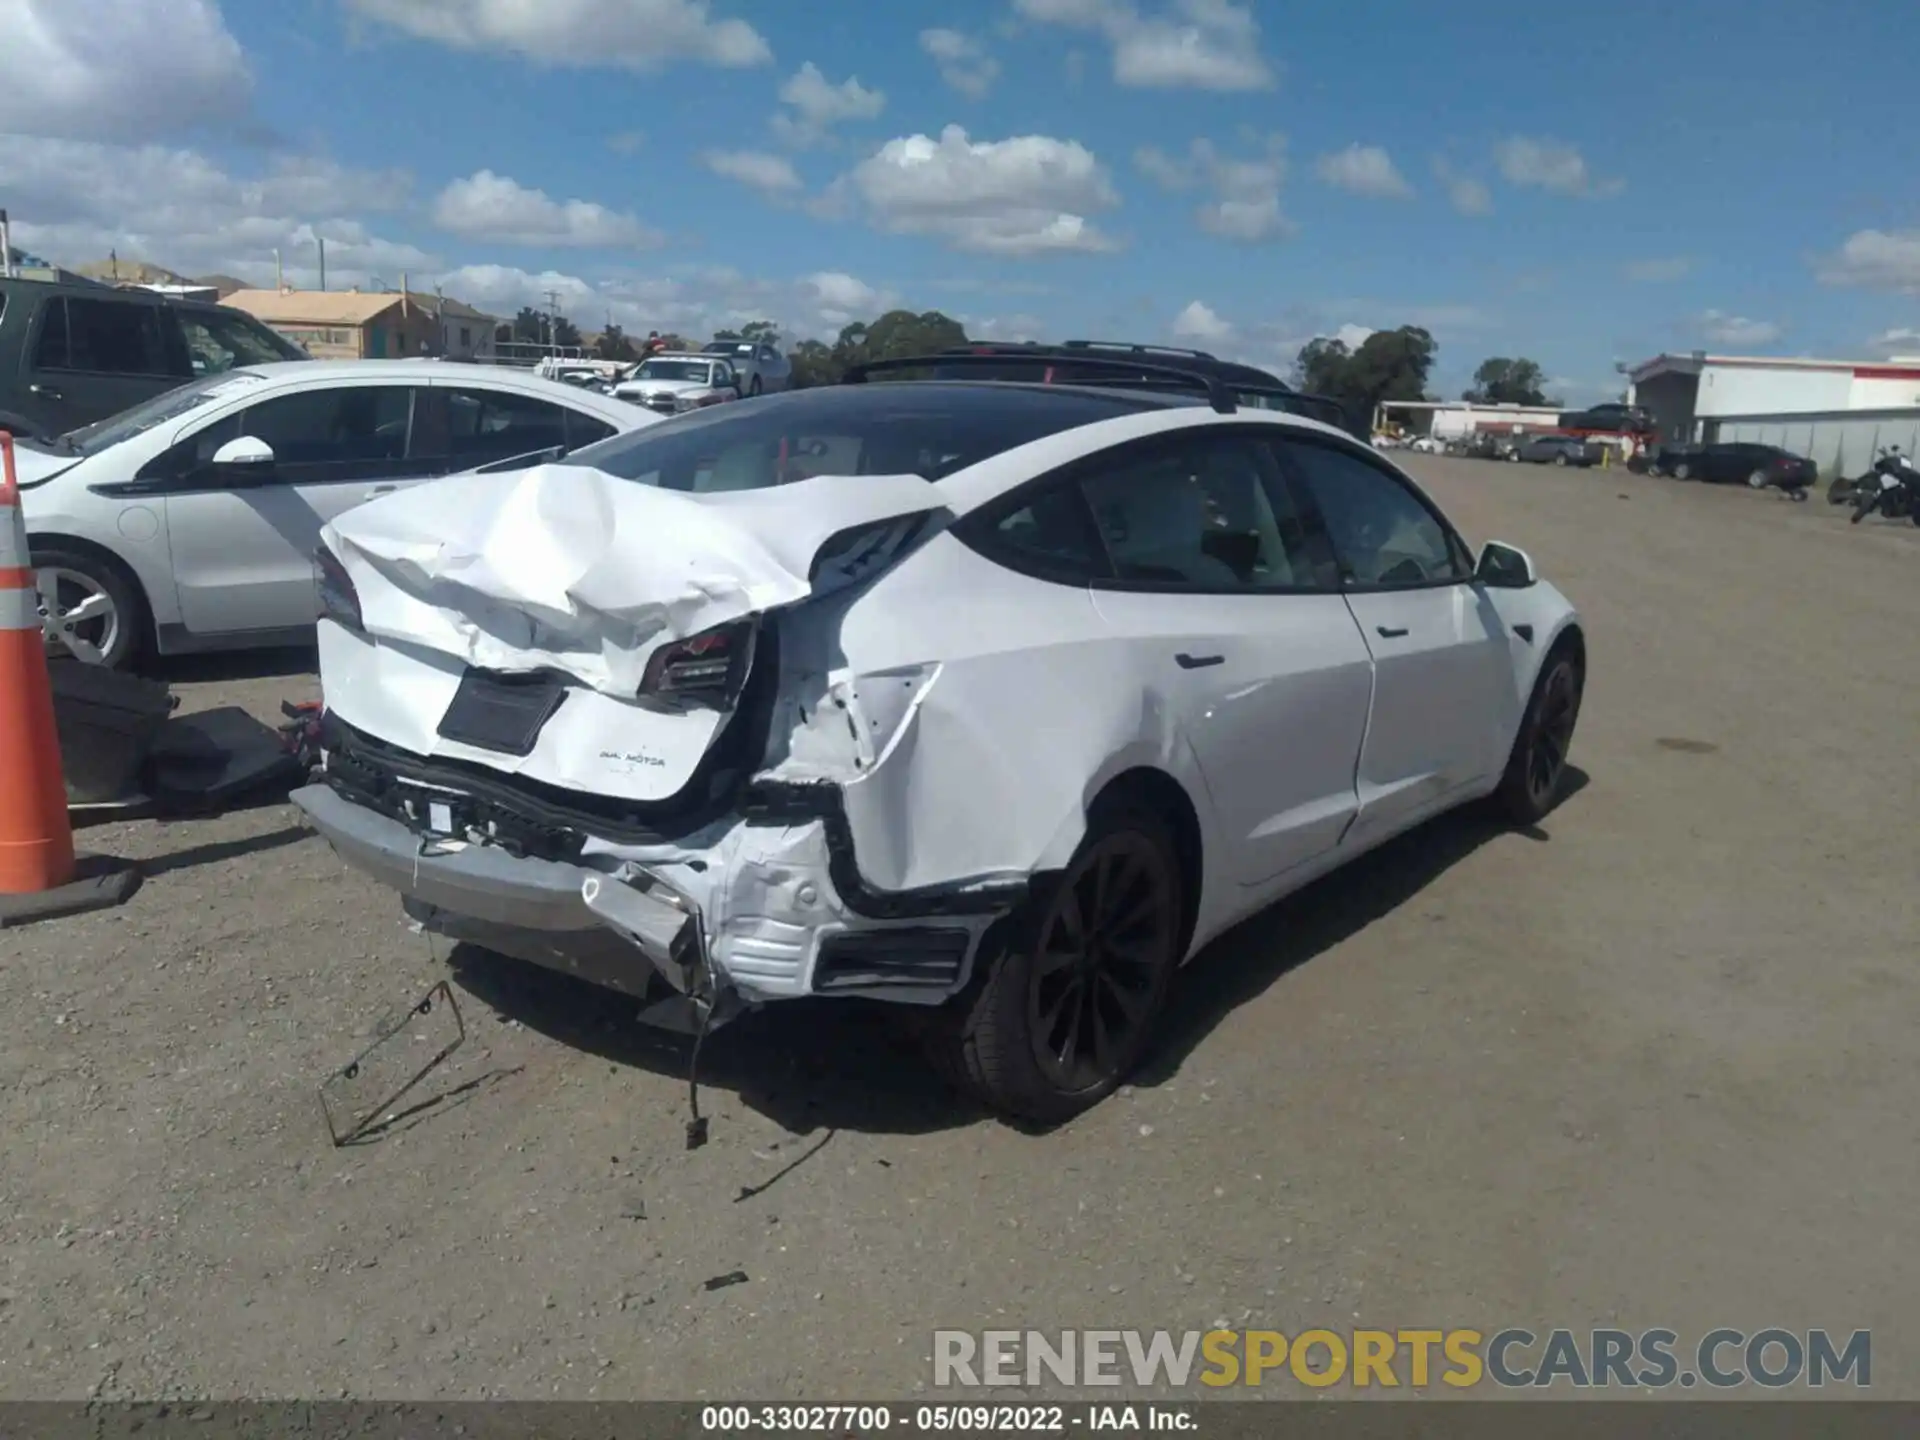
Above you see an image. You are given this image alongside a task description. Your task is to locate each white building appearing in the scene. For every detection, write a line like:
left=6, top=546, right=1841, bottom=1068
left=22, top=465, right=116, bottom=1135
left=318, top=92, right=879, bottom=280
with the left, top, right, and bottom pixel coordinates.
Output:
left=1375, top=400, right=1565, bottom=441
left=1628, top=352, right=1920, bottom=476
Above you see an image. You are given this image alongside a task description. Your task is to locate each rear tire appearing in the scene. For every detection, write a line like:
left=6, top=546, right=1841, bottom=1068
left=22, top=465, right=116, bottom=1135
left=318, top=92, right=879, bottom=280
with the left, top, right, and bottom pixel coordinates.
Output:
left=1494, top=644, right=1584, bottom=826
left=1851, top=491, right=1880, bottom=524
left=1673, top=462, right=1692, bottom=480
left=1747, top=469, right=1769, bottom=489
left=748, top=375, right=762, bottom=397
left=926, top=797, right=1184, bottom=1125
left=1554, top=453, right=1569, bottom=466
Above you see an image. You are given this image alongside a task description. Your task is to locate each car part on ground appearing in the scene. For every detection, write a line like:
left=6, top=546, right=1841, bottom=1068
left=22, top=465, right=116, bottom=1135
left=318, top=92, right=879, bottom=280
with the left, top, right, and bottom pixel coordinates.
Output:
left=294, top=378, right=1585, bottom=1122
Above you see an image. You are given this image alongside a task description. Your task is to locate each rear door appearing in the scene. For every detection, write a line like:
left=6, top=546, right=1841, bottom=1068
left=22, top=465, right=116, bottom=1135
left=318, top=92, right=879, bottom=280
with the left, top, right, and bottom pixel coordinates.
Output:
left=1025, top=428, right=1376, bottom=887
left=24, top=294, right=188, bottom=433
left=157, top=381, right=433, bottom=635
left=1274, top=433, right=1512, bottom=839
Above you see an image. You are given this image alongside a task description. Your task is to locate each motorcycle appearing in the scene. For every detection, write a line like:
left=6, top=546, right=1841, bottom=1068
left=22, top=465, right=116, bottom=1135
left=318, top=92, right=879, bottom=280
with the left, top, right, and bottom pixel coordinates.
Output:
left=1848, top=451, right=1920, bottom=525
left=1831, top=447, right=1913, bottom=506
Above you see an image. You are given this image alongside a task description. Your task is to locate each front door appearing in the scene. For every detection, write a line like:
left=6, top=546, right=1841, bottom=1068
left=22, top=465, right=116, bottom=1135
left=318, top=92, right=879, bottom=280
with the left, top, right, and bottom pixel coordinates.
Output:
left=1274, top=434, right=1511, bottom=838
left=159, top=383, right=432, bottom=635
left=1069, top=430, right=1376, bottom=887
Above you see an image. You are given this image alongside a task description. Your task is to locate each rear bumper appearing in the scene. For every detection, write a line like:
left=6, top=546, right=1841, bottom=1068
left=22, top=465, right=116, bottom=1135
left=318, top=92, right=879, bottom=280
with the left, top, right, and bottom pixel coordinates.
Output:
left=291, top=783, right=702, bottom=996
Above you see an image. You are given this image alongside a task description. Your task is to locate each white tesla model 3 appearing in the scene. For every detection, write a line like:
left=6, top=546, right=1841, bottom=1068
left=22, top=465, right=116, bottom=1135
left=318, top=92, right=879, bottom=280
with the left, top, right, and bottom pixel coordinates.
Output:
left=294, top=365, right=1585, bottom=1122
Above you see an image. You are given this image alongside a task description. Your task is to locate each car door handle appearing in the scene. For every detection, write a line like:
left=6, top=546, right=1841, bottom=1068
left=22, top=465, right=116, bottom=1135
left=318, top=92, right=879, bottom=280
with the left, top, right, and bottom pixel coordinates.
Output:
left=1175, top=652, right=1224, bottom=669
left=29, top=383, right=62, bottom=400
left=1375, top=625, right=1410, bottom=638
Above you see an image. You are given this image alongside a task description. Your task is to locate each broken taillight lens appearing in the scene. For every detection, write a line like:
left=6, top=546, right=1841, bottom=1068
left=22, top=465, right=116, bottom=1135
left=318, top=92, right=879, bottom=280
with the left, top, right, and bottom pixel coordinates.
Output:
left=638, top=621, right=752, bottom=706
left=315, top=545, right=363, bottom=632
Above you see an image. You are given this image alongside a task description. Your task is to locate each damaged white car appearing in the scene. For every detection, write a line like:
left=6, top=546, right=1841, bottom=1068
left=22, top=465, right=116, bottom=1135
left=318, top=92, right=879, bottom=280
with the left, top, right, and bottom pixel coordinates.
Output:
left=293, top=369, right=1586, bottom=1122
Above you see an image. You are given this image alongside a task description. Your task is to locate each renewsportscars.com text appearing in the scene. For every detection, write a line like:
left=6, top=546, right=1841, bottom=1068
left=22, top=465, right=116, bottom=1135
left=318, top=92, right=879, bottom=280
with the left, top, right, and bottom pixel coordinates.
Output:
left=932, top=1327, right=1871, bottom=1390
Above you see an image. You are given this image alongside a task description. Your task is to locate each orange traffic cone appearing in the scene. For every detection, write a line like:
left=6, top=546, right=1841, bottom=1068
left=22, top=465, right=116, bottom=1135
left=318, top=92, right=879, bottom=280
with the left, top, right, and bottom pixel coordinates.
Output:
left=0, top=431, right=141, bottom=927
left=0, top=429, right=76, bottom=894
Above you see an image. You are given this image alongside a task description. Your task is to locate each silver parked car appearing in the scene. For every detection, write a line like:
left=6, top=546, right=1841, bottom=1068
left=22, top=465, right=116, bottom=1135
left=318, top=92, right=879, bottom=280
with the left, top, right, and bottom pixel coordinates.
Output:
left=701, top=339, right=791, bottom=396
left=12, top=360, right=661, bottom=667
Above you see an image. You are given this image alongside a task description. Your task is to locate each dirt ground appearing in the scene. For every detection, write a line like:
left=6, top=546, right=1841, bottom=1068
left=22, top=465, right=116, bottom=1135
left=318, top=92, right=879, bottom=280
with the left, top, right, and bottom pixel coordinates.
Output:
left=1, top=458, right=1916, bottom=1402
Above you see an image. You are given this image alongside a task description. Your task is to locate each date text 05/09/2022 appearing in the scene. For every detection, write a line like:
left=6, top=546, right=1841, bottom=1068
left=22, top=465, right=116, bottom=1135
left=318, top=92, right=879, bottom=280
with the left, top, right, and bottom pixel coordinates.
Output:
left=700, top=1403, right=1197, bottom=1432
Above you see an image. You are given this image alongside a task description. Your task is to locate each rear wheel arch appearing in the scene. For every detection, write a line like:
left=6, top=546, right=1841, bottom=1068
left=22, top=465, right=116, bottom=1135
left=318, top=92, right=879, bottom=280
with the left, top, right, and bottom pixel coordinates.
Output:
left=1086, top=765, right=1204, bottom=962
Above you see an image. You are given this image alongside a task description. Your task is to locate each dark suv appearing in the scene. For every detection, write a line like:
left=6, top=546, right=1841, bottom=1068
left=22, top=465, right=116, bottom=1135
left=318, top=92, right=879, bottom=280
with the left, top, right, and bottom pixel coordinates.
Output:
left=918, top=340, right=1364, bottom=438
left=1556, top=402, right=1653, bottom=435
left=0, top=276, right=306, bottom=440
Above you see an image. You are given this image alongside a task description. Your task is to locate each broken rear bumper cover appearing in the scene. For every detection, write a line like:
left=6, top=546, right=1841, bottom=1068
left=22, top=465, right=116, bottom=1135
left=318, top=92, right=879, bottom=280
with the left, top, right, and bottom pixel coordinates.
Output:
left=290, top=765, right=1020, bottom=1011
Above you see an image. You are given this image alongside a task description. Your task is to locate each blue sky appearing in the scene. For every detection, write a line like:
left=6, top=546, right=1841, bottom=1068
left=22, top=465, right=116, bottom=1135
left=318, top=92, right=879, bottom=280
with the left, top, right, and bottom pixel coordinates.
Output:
left=4, top=0, right=1919, bottom=398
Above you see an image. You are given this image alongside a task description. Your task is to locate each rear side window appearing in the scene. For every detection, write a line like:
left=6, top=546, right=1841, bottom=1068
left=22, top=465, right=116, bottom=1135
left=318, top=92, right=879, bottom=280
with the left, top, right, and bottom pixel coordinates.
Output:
left=565, top=411, right=617, bottom=449
left=42, top=298, right=176, bottom=376
left=444, top=388, right=569, bottom=461
left=565, top=383, right=1150, bottom=491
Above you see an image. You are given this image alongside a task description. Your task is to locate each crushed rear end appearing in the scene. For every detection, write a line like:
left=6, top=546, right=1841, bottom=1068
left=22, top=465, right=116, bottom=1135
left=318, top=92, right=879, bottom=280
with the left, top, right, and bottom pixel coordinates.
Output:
left=293, top=461, right=1012, bottom=1023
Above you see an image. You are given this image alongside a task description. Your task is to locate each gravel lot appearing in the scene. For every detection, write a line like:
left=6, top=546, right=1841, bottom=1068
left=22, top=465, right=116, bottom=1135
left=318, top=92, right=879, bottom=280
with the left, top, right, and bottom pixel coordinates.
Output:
left=2, top=458, right=1916, bottom=1402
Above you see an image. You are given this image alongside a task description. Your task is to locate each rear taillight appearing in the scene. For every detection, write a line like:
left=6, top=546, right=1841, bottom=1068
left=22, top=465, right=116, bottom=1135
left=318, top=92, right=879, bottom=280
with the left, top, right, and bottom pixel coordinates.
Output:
left=638, top=620, right=753, bottom=706
left=315, top=546, right=363, bottom=632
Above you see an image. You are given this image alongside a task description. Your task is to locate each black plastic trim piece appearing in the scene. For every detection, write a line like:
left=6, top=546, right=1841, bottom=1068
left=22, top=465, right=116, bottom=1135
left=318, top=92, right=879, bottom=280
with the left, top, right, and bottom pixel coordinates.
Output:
left=741, top=779, right=1030, bottom=921
left=843, top=350, right=1240, bottom=415
left=813, top=927, right=971, bottom=992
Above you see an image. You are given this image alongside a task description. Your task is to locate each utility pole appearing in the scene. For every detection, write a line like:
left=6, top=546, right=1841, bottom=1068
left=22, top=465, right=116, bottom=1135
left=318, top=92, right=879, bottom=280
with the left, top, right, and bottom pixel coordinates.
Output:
left=544, top=289, right=563, bottom=351
left=0, top=210, right=14, bottom=278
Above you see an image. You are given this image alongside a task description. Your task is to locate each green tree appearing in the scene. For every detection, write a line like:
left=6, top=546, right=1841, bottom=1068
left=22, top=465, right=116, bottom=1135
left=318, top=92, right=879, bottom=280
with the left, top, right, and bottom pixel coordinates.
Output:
left=510, top=307, right=546, bottom=344
left=1464, top=356, right=1553, bottom=406
left=739, top=319, right=780, bottom=344
left=595, top=325, right=636, bottom=362
left=786, top=337, right=839, bottom=388
left=1293, top=326, right=1438, bottom=427
left=784, top=309, right=968, bottom=388
left=550, top=315, right=583, bottom=349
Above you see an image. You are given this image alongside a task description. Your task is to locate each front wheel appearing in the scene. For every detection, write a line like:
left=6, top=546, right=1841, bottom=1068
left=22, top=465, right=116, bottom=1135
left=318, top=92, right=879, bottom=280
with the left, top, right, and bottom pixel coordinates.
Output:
left=748, top=374, right=762, bottom=397
left=1747, top=469, right=1769, bottom=489
left=927, top=800, right=1184, bottom=1124
left=1673, top=462, right=1692, bottom=481
left=1494, top=647, right=1584, bottom=826
left=31, top=546, right=147, bottom=669
left=1554, top=453, right=1569, bottom=466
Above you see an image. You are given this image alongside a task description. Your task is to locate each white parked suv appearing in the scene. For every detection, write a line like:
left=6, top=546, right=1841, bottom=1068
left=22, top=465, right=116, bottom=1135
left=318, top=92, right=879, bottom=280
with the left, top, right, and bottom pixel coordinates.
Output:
left=294, top=362, right=1586, bottom=1121
left=12, top=361, right=656, bottom=667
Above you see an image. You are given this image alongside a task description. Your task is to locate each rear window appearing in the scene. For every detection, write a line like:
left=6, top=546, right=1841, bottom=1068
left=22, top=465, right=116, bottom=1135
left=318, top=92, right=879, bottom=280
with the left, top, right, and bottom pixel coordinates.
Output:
left=562, top=382, right=1150, bottom=492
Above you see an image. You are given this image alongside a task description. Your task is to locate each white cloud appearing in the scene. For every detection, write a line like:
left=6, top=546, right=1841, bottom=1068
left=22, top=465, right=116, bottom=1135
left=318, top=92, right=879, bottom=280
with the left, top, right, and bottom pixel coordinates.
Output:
left=1697, top=310, right=1781, bottom=347
left=772, top=61, right=884, bottom=147
left=1816, top=229, right=1920, bottom=293
left=1432, top=158, right=1492, bottom=216
left=436, top=262, right=897, bottom=342
left=964, top=312, right=1047, bottom=342
left=702, top=150, right=803, bottom=196
left=0, top=0, right=253, bottom=141
left=1494, top=136, right=1623, bottom=198
left=1314, top=143, right=1412, bottom=200
left=345, top=0, right=772, bottom=70
left=1627, top=256, right=1693, bottom=283
left=1171, top=299, right=1234, bottom=343
left=1012, top=0, right=1273, bottom=91
left=1331, top=323, right=1376, bottom=350
left=431, top=169, right=662, bottom=247
left=920, top=28, right=1000, bottom=98
left=1133, top=135, right=1293, bottom=242
left=805, top=271, right=891, bottom=327
left=841, top=124, right=1120, bottom=256
left=0, top=138, right=422, bottom=287
left=1866, top=327, right=1920, bottom=357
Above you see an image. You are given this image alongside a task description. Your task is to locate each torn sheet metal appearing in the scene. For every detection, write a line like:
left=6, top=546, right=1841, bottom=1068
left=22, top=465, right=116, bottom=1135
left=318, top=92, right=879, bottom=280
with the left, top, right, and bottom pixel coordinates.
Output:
left=321, top=463, right=949, bottom=698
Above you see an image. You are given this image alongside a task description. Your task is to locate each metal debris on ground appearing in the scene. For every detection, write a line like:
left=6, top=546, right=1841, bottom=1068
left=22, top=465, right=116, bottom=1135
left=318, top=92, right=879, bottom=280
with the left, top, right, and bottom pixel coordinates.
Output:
left=318, top=980, right=467, bottom=1147
left=702, top=1270, right=750, bottom=1292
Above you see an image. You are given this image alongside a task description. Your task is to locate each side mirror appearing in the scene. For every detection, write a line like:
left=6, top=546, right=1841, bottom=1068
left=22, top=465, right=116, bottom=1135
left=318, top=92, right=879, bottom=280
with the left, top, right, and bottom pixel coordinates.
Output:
left=1476, top=540, right=1537, bottom=588
left=211, top=435, right=275, bottom=470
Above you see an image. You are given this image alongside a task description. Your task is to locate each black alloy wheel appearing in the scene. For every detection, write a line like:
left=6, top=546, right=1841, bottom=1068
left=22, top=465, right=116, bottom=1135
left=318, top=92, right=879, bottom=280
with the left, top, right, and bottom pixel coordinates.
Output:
left=1524, top=661, right=1581, bottom=813
left=1495, top=648, right=1585, bottom=825
left=1026, top=831, right=1177, bottom=1095
left=926, top=801, right=1184, bottom=1124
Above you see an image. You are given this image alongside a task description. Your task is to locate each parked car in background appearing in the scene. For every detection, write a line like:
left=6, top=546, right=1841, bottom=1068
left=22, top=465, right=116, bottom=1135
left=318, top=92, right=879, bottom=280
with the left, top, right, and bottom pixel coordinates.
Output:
left=702, top=339, right=791, bottom=396
left=0, top=276, right=307, bottom=440
left=14, top=361, right=657, bottom=667
left=1662, top=441, right=1815, bottom=495
left=1513, top=435, right=1598, bottom=467
left=1558, top=402, right=1654, bottom=435
left=295, top=360, right=1586, bottom=1121
left=1467, top=431, right=1522, bottom=461
left=1635, top=440, right=1700, bottom=477
left=614, top=353, right=744, bottom=416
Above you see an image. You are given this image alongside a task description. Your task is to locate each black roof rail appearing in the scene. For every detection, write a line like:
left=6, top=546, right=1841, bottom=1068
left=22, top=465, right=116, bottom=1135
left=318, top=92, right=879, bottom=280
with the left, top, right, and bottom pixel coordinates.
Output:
left=1059, top=339, right=1220, bottom=361
left=842, top=351, right=1239, bottom=415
